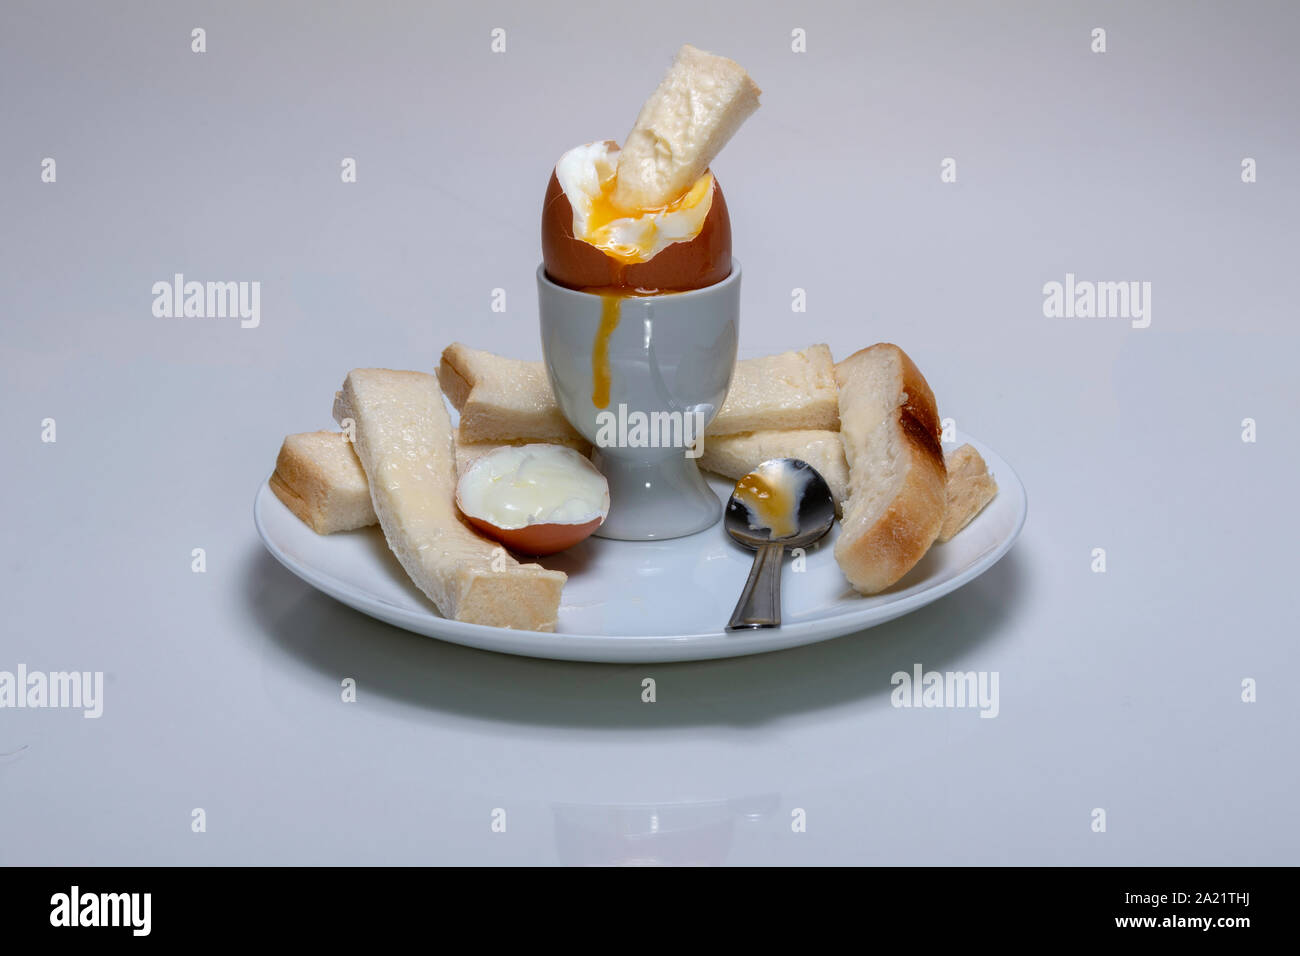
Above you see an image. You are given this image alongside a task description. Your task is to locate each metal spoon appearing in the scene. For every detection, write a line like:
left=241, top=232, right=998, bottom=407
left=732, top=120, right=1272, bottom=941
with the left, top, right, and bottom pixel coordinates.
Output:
left=724, top=458, right=836, bottom=630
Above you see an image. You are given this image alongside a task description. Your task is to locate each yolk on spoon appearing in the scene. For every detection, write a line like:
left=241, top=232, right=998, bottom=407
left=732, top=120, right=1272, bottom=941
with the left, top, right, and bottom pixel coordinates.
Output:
left=734, top=467, right=801, bottom=539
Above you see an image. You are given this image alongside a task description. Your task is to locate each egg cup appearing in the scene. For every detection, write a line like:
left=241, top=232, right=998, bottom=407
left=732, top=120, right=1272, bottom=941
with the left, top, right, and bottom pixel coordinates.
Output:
left=539, top=263, right=740, bottom=540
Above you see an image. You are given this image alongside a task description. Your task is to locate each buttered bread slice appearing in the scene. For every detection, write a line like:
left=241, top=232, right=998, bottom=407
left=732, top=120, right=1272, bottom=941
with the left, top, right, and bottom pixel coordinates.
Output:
left=707, top=345, right=838, bottom=436
left=613, top=44, right=761, bottom=211
left=335, top=369, right=565, bottom=631
left=270, top=431, right=375, bottom=534
left=439, top=343, right=584, bottom=445
left=833, top=345, right=947, bottom=594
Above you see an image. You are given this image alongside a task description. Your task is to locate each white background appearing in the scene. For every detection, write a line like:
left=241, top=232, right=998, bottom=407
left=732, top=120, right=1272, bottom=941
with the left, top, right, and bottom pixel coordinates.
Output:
left=2, top=0, right=1296, bottom=864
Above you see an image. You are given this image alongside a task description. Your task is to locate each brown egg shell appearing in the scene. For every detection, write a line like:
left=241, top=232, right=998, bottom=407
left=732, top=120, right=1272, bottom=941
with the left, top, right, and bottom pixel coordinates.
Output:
left=463, top=513, right=605, bottom=557
left=541, top=166, right=732, bottom=293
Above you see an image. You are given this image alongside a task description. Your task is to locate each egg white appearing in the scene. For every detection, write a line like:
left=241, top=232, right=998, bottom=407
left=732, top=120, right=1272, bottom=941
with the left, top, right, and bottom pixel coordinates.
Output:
left=554, top=141, right=714, bottom=264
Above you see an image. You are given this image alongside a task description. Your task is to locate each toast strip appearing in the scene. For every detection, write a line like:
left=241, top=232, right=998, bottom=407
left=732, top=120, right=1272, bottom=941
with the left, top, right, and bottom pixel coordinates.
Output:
left=613, top=44, right=761, bottom=210
left=270, top=431, right=375, bottom=534
left=335, top=369, right=565, bottom=631
left=833, top=345, right=947, bottom=594
left=438, top=343, right=585, bottom=444
left=441, top=342, right=835, bottom=443
left=937, top=444, right=998, bottom=542
left=708, top=345, right=838, bottom=435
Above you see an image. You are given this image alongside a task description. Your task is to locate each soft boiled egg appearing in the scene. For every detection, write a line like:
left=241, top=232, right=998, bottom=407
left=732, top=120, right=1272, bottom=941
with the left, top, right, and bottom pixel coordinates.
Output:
left=541, top=140, right=732, bottom=292
left=455, top=444, right=610, bottom=556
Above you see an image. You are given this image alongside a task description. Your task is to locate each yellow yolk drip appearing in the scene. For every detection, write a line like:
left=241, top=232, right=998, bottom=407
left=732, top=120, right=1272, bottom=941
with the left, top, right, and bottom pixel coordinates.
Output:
left=582, top=172, right=714, bottom=264
left=591, top=294, right=621, bottom=409
left=734, top=468, right=800, bottom=539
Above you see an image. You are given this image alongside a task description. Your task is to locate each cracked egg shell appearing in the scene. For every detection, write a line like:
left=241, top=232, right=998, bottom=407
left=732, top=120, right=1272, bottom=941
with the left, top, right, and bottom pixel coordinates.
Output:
left=541, top=164, right=732, bottom=293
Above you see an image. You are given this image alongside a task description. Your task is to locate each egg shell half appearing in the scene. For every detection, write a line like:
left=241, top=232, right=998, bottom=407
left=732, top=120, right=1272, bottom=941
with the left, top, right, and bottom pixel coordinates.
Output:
left=462, top=513, right=604, bottom=557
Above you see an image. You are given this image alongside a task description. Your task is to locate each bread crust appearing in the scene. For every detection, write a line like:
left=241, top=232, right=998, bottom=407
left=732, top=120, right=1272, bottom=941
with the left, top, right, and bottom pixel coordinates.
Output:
left=270, top=431, right=375, bottom=534
left=437, top=355, right=473, bottom=412
left=833, top=344, right=947, bottom=594
left=938, top=443, right=998, bottom=542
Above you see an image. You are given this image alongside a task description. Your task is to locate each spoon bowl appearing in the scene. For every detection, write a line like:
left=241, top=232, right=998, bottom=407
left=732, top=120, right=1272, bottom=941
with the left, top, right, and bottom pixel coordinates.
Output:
left=724, top=458, right=836, bottom=630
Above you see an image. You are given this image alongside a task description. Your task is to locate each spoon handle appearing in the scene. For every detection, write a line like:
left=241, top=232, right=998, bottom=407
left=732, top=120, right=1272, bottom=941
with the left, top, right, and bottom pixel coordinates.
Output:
left=727, top=542, right=784, bottom=630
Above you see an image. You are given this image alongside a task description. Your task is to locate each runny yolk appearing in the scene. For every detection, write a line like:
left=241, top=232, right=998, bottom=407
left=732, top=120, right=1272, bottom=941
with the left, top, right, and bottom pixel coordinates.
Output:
left=584, top=178, right=638, bottom=253
left=735, top=468, right=800, bottom=539
left=591, top=294, right=621, bottom=409
left=582, top=172, right=713, bottom=264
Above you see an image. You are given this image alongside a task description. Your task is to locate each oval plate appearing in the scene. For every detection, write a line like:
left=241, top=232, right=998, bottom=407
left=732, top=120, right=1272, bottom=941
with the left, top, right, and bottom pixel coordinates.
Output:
left=253, top=432, right=1026, bottom=663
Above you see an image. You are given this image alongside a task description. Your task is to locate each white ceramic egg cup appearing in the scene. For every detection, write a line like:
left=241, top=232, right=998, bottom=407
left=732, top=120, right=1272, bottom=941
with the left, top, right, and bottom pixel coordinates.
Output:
left=539, top=263, right=740, bottom=540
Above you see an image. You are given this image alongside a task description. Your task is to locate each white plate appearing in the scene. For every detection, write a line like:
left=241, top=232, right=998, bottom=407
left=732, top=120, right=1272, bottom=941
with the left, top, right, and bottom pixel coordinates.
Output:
left=253, top=432, right=1026, bottom=663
